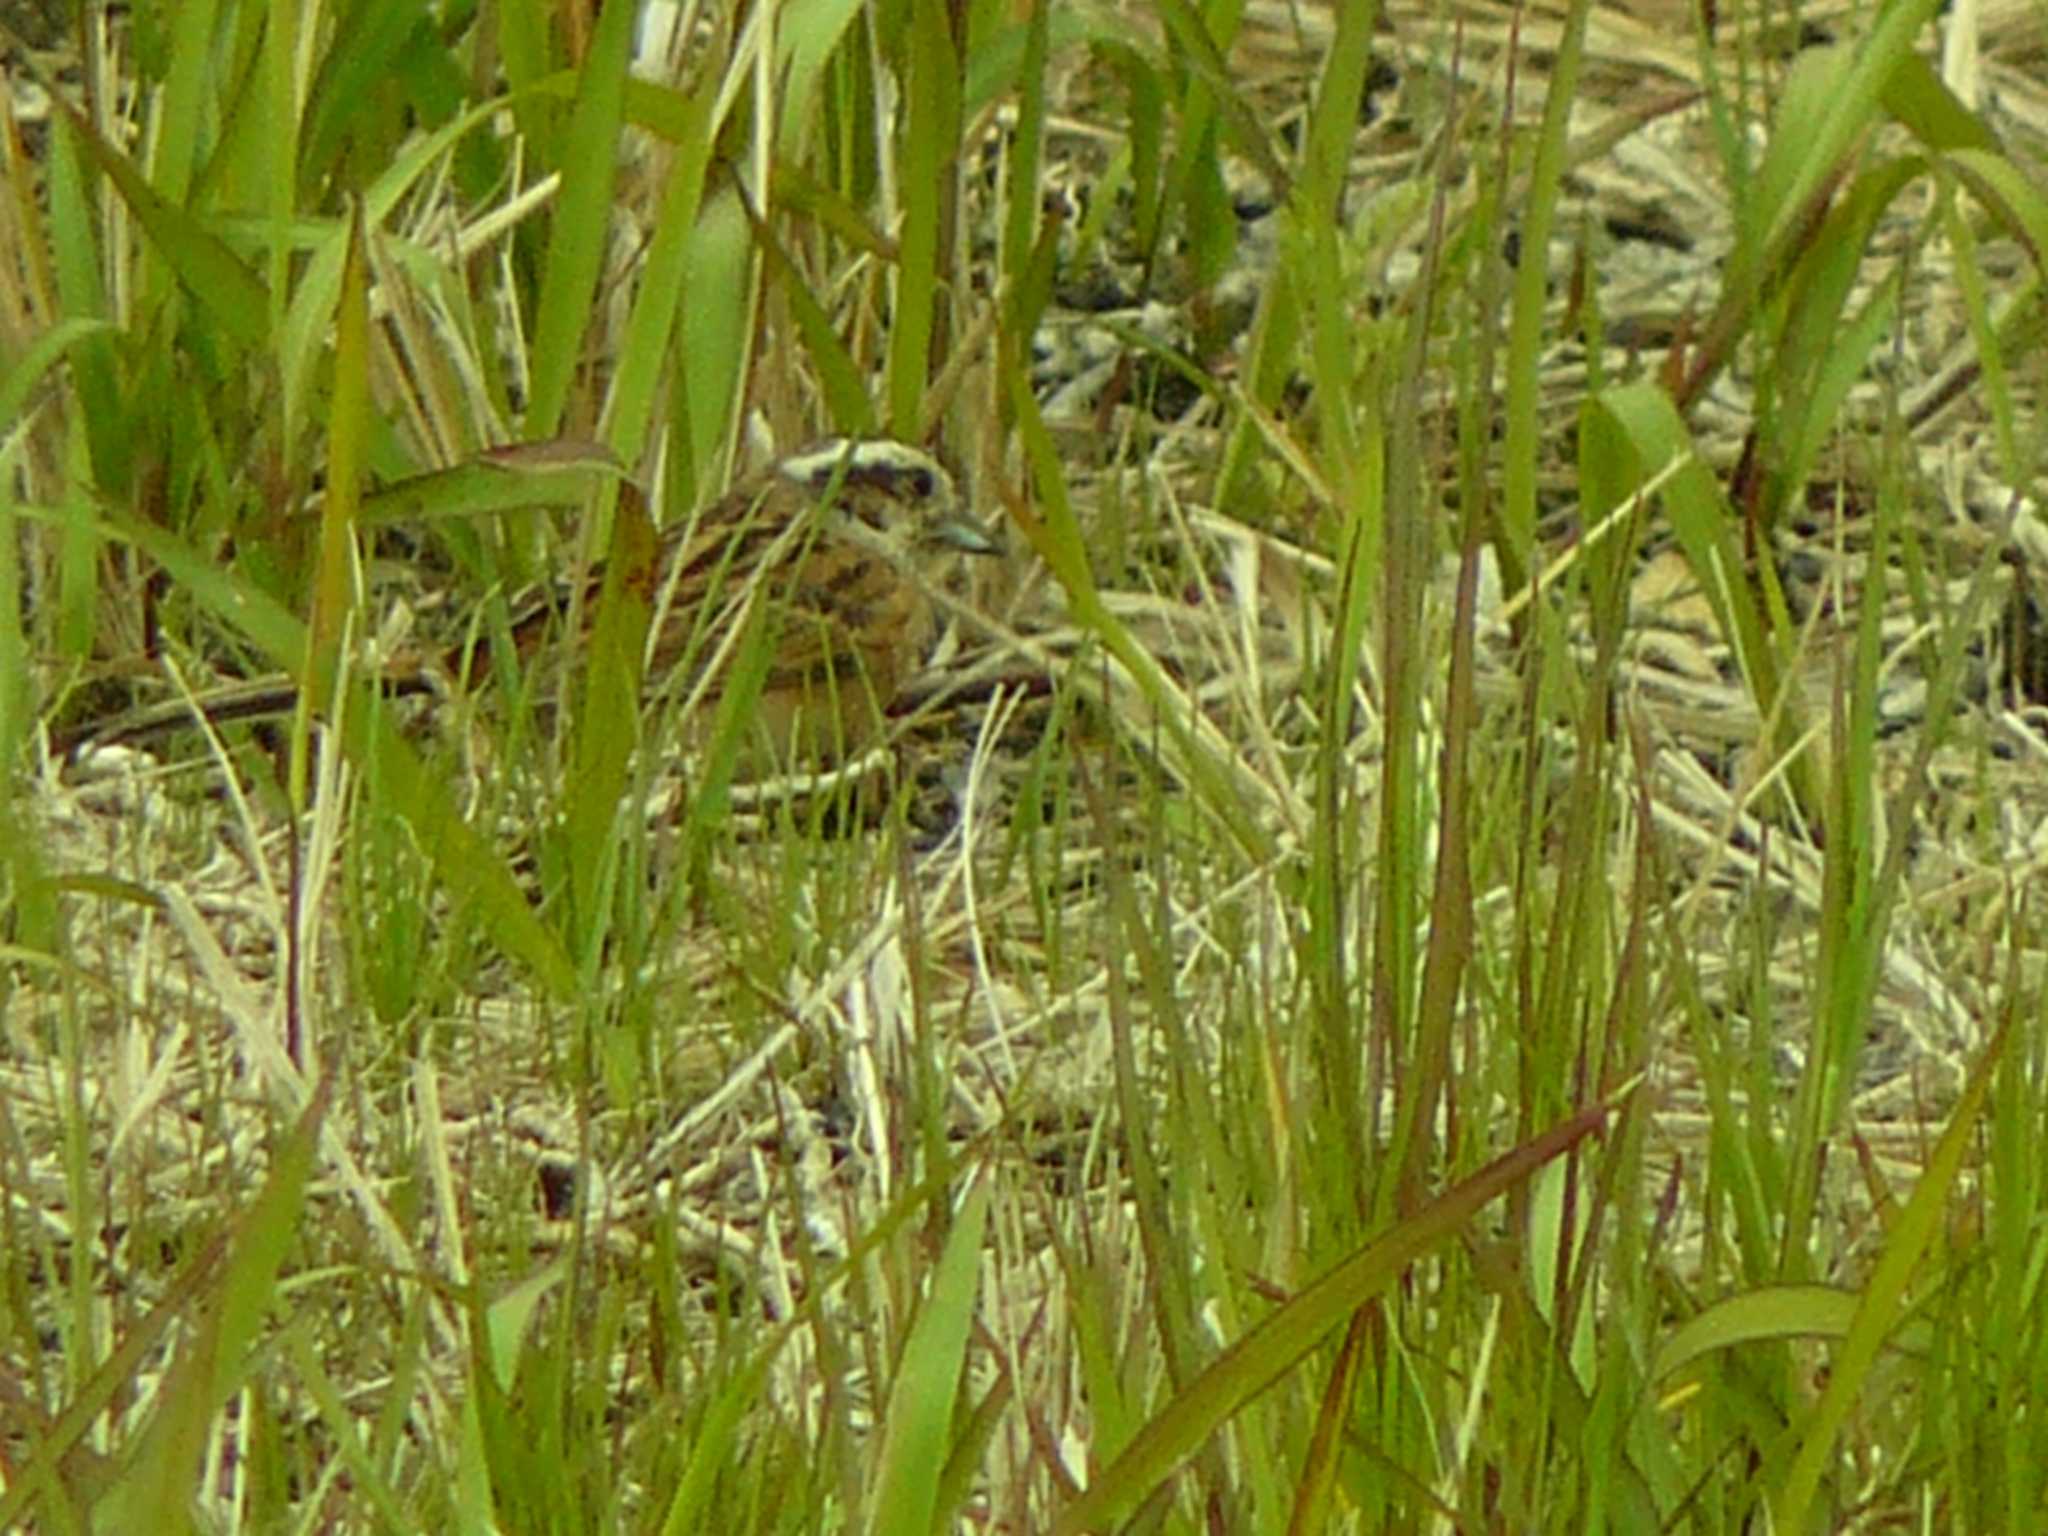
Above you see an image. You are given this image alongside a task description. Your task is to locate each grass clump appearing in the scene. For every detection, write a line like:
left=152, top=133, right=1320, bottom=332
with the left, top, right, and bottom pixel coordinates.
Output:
left=4, top=1, right=2048, bottom=1531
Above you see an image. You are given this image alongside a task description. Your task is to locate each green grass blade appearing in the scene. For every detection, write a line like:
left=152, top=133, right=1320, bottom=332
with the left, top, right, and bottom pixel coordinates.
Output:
left=1499, top=0, right=1590, bottom=582
left=20, top=55, right=269, bottom=349
left=1050, top=1098, right=1621, bottom=1536
left=523, top=0, right=636, bottom=437
left=95, top=1078, right=331, bottom=1534
left=886, top=0, right=959, bottom=440
left=360, top=444, right=626, bottom=526
left=71, top=508, right=577, bottom=997
left=674, top=187, right=757, bottom=498
left=565, top=487, right=652, bottom=964
left=278, top=90, right=528, bottom=451
left=1774, top=1018, right=2011, bottom=1528
left=864, top=1175, right=991, bottom=1536
left=606, top=84, right=718, bottom=465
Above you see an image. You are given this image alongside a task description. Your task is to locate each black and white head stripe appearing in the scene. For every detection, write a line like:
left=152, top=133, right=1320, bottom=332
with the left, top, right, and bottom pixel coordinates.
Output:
left=776, top=439, right=958, bottom=509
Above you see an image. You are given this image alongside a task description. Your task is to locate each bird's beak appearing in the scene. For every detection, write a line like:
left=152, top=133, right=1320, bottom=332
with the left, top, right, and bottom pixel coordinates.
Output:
left=927, top=512, right=1003, bottom=556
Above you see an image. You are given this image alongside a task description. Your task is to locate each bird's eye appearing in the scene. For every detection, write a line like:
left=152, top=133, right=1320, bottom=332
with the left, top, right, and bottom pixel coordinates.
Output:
left=904, top=467, right=935, bottom=500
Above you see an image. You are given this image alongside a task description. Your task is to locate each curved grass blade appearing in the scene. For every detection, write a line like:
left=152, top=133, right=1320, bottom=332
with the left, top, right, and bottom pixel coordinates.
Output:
left=1050, top=1097, right=1621, bottom=1536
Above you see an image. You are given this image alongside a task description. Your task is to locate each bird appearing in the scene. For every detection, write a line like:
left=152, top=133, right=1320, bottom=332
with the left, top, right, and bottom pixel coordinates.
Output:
left=486, top=436, right=1002, bottom=762
left=57, top=437, right=1001, bottom=767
